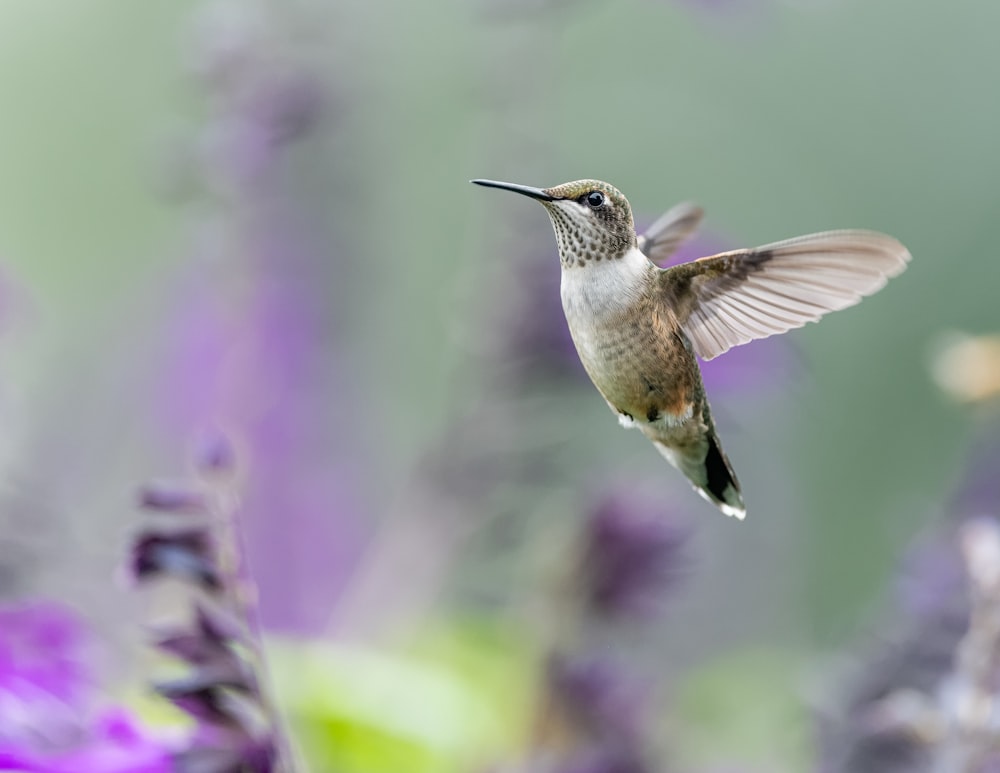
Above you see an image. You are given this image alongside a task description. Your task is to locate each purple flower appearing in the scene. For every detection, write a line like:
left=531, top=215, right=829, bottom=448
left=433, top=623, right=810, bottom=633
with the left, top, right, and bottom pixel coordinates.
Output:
left=580, top=490, right=688, bottom=620
left=949, top=433, right=1000, bottom=521
left=0, top=601, right=90, bottom=714
left=817, top=438, right=1000, bottom=773
left=187, top=3, right=326, bottom=191
left=977, top=755, right=1000, bottom=772
left=498, top=232, right=588, bottom=381
left=192, top=431, right=239, bottom=479
left=0, top=710, right=172, bottom=773
left=139, top=482, right=210, bottom=514
left=151, top=13, right=367, bottom=634
left=154, top=603, right=244, bottom=667
left=554, top=746, right=650, bottom=773
left=817, top=526, right=970, bottom=773
left=894, top=434, right=1000, bottom=623
left=130, top=445, right=295, bottom=772
left=895, top=536, right=966, bottom=622
left=131, top=528, right=221, bottom=592
left=173, top=736, right=276, bottom=773
left=0, top=601, right=172, bottom=773
left=199, top=70, right=324, bottom=191
left=548, top=654, right=649, bottom=743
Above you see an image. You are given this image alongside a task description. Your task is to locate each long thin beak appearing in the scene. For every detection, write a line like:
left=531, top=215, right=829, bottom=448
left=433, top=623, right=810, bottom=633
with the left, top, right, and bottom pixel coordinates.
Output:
left=471, top=179, right=554, bottom=202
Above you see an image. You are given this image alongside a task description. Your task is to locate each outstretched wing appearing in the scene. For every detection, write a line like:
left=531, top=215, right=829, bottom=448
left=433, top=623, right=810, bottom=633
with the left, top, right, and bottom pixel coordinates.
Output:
left=659, top=230, right=910, bottom=361
left=637, top=202, right=704, bottom=264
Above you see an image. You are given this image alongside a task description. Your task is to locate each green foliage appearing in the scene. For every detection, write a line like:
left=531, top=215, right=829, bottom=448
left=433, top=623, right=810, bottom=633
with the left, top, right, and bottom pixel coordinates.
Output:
left=269, top=621, right=534, bottom=773
left=673, top=649, right=811, bottom=771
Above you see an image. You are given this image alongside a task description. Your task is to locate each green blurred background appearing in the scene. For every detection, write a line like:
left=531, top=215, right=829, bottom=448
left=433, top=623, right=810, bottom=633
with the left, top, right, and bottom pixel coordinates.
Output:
left=1, top=0, right=998, bottom=770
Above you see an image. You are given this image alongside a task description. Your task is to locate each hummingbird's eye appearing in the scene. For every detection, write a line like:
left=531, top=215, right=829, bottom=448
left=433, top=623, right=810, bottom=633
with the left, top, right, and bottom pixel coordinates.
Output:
left=584, top=191, right=605, bottom=208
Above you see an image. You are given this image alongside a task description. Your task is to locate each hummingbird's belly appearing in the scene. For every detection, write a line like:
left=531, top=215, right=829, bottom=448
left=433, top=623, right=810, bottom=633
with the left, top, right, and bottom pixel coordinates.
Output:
left=568, top=311, right=699, bottom=426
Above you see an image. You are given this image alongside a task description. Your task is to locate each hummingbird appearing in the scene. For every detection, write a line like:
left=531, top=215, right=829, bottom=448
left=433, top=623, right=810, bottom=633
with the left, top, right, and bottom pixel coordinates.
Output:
left=472, top=178, right=910, bottom=519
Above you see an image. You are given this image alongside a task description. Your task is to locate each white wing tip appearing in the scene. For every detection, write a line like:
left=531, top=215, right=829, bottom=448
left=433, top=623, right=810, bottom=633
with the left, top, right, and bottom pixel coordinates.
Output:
left=892, top=244, right=913, bottom=274
left=821, top=229, right=913, bottom=276
left=865, top=232, right=912, bottom=277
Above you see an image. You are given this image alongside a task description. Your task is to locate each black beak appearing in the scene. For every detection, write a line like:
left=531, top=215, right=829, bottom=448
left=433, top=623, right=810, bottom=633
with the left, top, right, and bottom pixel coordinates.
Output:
left=471, top=179, right=554, bottom=202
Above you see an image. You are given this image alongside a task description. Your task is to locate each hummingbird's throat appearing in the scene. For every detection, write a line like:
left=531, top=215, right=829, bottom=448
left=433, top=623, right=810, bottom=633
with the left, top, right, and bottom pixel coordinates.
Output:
left=544, top=202, right=633, bottom=268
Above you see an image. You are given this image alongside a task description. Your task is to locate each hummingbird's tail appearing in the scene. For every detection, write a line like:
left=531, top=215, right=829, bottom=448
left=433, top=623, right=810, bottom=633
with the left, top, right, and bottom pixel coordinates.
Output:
left=654, top=430, right=745, bottom=519
left=698, top=433, right=745, bottom=519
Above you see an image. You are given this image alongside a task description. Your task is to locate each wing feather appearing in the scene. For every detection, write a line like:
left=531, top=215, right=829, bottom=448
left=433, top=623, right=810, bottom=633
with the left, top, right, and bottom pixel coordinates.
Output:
left=636, top=202, right=704, bottom=263
left=660, top=230, right=910, bottom=360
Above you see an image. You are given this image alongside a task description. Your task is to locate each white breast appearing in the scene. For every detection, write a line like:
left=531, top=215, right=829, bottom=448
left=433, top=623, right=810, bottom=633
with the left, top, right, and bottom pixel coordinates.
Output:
left=559, top=246, right=654, bottom=386
left=560, top=246, right=652, bottom=326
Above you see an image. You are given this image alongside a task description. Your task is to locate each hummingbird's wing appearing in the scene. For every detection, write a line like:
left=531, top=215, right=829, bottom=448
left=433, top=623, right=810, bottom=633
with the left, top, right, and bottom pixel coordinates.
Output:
left=636, top=202, right=704, bottom=263
left=660, top=230, right=910, bottom=361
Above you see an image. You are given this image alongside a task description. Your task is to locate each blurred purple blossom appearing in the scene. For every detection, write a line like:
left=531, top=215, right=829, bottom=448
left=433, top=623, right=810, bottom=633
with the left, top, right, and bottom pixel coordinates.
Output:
left=0, top=600, right=90, bottom=713
left=198, top=69, right=325, bottom=191
left=818, top=529, right=969, bottom=773
left=818, top=438, right=1000, bottom=773
left=151, top=7, right=367, bottom=634
left=130, top=444, right=291, bottom=772
left=155, top=604, right=240, bottom=667
left=515, top=489, right=686, bottom=772
left=548, top=654, right=649, bottom=744
left=0, top=601, right=172, bottom=773
left=0, top=710, right=172, bottom=773
left=894, top=536, right=966, bottom=622
left=131, top=528, right=221, bottom=591
left=554, top=747, right=650, bottom=773
left=500, top=243, right=586, bottom=381
left=169, top=233, right=370, bottom=633
left=186, top=3, right=326, bottom=191
left=580, top=490, right=688, bottom=620
left=949, top=433, right=1000, bottom=520
left=173, top=736, right=276, bottom=773
left=192, top=431, right=239, bottom=478
left=139, top=482, right=210, bottom=514
left=893, top=434, right=1000, bottom=623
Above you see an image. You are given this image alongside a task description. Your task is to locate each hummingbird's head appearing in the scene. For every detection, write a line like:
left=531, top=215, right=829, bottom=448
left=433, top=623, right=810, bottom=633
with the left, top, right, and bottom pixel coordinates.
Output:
left=472, top=178, right=636, bottom=267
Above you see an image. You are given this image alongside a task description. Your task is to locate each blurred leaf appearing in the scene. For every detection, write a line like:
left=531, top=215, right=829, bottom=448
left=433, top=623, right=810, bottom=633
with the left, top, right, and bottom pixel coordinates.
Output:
left=672, top=649, right=810, bottom=772
left=269, top=620, right=533, bottom=773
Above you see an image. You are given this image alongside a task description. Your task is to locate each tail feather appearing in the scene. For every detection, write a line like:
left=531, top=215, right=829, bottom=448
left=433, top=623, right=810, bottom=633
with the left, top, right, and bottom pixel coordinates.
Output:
left=700, top=433, right=745, bottom=519
left=653, top=432, right=745, bottom=519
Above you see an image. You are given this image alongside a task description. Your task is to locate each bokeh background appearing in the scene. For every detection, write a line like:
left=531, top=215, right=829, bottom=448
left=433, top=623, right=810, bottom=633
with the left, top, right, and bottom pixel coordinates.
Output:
left=1, top=1, right=999, bottom=771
